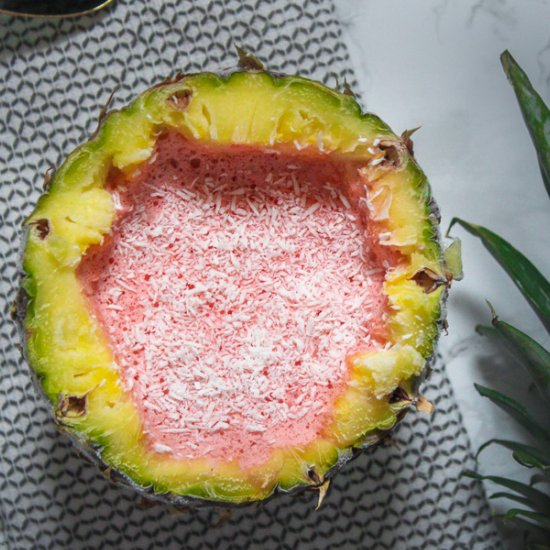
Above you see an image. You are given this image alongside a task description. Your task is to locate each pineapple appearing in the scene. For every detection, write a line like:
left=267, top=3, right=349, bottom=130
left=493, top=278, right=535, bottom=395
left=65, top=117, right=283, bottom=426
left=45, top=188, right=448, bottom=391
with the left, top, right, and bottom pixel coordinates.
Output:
left=451, top=51, right=550, bottom=548
left=19, top=52, right=450, bottom=506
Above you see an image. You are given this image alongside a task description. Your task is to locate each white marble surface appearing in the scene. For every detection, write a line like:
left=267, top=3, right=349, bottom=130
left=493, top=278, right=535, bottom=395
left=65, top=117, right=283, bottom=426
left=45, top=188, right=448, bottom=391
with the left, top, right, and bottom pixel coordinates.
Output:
left=335, top=0, right=550, bottom=530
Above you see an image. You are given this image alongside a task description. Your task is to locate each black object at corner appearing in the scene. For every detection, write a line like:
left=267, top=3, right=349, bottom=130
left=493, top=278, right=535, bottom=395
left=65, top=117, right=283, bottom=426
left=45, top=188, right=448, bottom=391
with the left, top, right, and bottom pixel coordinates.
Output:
left=0, top=0, right=114, bottom=18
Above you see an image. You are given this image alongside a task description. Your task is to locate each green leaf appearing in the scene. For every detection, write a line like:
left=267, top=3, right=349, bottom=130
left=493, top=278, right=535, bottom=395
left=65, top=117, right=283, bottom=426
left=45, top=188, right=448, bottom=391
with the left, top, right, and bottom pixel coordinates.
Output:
left=477, top=318, right=550, bottom=402
left=474, top=384, right=550, bottom=445
left=490, top=491, right=533, bottom=508
left=501, top=50, right=550, bottom=200
left=515, top=450, right=550, bottom=471
left=449, top=218, right=550, bottom=334
left=503, top=509, right=550, bottom=531
left=464, top=471, right=550, bottom=514
left=476, top=438, right=550, bottom=471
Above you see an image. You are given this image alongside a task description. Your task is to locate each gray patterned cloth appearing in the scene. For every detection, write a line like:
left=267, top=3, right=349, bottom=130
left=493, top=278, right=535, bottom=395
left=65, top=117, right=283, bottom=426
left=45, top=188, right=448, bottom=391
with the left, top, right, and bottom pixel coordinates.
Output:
left=0, top=1, right=501, bottom=548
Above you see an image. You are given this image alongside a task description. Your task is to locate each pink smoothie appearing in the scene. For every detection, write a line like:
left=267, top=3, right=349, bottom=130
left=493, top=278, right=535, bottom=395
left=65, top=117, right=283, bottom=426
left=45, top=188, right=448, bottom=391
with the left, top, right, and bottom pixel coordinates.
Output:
left=78, top=133, right=389, bottom=468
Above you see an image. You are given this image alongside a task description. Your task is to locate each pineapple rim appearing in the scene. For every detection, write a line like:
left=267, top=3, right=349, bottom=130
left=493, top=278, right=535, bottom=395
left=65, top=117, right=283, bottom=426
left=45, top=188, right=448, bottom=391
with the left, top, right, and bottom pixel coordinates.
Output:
left=22, top=70, right=446, bottom=503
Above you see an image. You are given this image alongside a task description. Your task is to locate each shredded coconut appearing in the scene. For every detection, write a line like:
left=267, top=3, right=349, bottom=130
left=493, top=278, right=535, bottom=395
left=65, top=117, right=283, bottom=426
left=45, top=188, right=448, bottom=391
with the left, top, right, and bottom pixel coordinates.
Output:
left=78, top=133, right=389, bottom=467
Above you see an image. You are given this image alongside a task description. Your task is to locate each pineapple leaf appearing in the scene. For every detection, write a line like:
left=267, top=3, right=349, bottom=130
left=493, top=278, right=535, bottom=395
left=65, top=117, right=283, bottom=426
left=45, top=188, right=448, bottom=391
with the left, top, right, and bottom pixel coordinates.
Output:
left=476, top=318, right=550, bottom=402
left=464, top=471, right=550, bottom=515
left=464, top=51, right=550, bottom=545
left=514, top=450, right=550, bottom=472
left=474, top=384, right=550, bottom=445
left=476, top=439, right=550, bottom=471
left=501, top=50, right=550, bottom=200
left=502, top=509, right=550, bottom=531
left=449, top=218, right=550, bottom=334
left=490, top=491, right=533, bottom=508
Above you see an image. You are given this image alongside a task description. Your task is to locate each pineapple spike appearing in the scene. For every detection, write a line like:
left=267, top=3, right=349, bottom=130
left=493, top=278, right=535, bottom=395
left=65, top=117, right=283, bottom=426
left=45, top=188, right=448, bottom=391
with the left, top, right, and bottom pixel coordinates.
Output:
left=342, top=79, right=355, bottom=98
left=97, top=84, right=120, bottom=127
left=235, top=46, right=265, bottom=71
left=315, top=479, right=331, bottom=510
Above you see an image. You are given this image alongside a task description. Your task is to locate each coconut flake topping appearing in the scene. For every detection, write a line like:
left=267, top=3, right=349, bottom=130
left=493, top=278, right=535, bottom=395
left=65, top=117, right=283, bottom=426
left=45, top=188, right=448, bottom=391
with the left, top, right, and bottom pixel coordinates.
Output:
left=78, top=133, right=388, bottom=467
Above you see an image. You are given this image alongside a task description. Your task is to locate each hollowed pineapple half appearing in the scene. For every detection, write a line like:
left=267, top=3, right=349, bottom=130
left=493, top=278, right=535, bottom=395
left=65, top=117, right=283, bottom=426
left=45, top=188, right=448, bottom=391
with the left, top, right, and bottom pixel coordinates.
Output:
left=20, top=61, right=449, bottom=506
